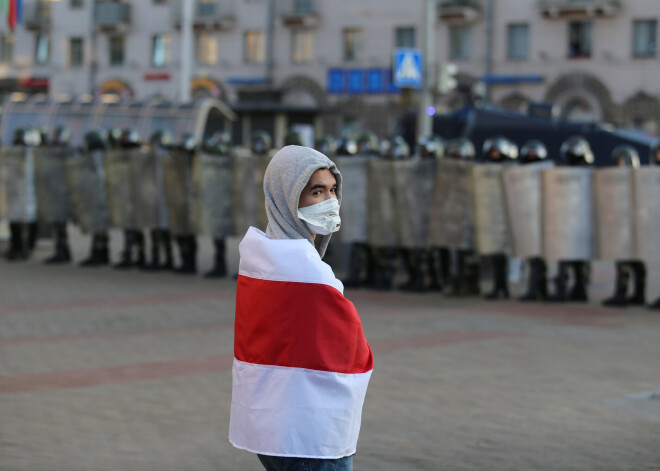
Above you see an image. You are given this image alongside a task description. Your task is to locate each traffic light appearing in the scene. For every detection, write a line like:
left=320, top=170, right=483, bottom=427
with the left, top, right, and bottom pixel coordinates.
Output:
left=438, top=62, right=458, bottom=94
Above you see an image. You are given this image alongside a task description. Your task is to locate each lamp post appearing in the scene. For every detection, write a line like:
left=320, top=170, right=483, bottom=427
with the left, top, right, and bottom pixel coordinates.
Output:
left=418, top=0, right=436, bottom=140
left=180, top=0, right=194, bottom=103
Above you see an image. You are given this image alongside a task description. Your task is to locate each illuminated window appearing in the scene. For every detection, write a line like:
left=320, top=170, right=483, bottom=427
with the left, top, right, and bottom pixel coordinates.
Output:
left=292, top=28, right=313, bottom=63
left=245, top=30, right=265, bottom=63
left=198, top=31, right=218, bottom=65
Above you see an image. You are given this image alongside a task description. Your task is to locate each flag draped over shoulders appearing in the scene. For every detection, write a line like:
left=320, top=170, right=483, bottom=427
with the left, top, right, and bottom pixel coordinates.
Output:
left=229, top=227, right=373, bottom=459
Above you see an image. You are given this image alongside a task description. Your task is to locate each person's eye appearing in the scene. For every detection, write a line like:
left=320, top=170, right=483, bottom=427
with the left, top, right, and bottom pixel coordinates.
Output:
left=330, top=187, right=337, bottom=193
left=312, top=190, right=322, bottom=196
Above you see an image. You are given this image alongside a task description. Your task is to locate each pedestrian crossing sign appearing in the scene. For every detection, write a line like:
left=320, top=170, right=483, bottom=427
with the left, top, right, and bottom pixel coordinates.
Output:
left=393, top=48, right=423, bottom=89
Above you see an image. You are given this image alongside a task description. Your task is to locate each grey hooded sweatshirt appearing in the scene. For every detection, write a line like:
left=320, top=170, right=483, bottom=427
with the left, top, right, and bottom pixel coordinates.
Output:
left=263, top=145, right=342, bottom=258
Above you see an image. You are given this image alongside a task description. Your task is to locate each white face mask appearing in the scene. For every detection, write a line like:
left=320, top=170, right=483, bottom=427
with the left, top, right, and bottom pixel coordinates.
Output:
left=297, top=197, right=341, bottom=235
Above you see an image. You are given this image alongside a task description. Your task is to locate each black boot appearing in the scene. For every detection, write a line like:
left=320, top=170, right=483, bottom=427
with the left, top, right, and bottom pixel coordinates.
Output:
left=362, top=244, right=376, bottom=286
left=161, top=230, right=174, bottom=270
left=44, top=222, right=71, bottom=264
left=602, top=262, right=629, bottom=307
left=628, top=261, right=646, bottom=306
left=546, top=261, right=569, bottom=303
left=114, top=229, right=134, bottom=269
left=426, top=248, right=443, bottom=291
left=4, top=222, right=27, bottom=261
left=133, top=230, right=146, bottom=269
left=204, top=238, right=227, bottom=278
left=369, top=247, right=397, bottom=291
left=649, top=297, right=660, bottom=310
left=399, top=248, right=426, bottom=292
left=175, top=235, right=197, bottom=275
left=142, top=229, right=162, bottom=271
left=519, top=257, right=548, bottom=302
left=484, top=253, right=509, bottom=300
left=80, top=232, right=109, bottom=267
left=567, top=261, right=589, bottom=302
left=343, top=243, right=365, bottom=288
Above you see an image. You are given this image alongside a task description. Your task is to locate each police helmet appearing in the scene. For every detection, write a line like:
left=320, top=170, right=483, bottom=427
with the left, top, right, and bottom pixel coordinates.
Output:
left=446, top=137, right=476, bottom=160
left=15, top=128, right=42, bottom=147
left=284, top=130, right=304, bottom=146
left=519, top=140, right=548, bottom=164
left=386, top=136, right=411, bottom=160
left=611, top=145, right=640, bottom=168
left=84, top=130, right=107, bottom=151
left=335, top=137, right=358, bottom=156
left=149, top=130, right=174, bottom=149
left=417, top=135, right=445, bottom=159
left=107, top=128, right=123, bottom=149
left=314, top=135, right=337, bottom=156
left=482, top=136, right=518, bottom=162
left=202, top=131, right=231, bottom=155
left=121, top=129, right=141, bottom=148
left=250, top=130, right=272, bottom=155
left=560, top=135, right=594, bottom=166
left=357, top=132, right=380, bottom=156
left=12, top=128, right=27, bottom=146
left=180, top=132, right=198, bottom=153
left=38, top=127, right=49, bottom=146
left=52, top=126, right=73, bottom=147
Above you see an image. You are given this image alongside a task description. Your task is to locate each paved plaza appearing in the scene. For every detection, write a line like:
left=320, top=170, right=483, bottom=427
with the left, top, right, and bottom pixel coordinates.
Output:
left=1, top=230, right=660, bottom=471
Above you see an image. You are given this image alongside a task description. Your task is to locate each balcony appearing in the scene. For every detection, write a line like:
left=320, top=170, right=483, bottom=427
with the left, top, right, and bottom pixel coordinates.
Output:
left=24, top=0, right=51, bottom=30
left=280, top=0, right=319, bottom=28
left=538, top=0, right=621, bottom=19
left=437, top=0, right=481, bottom=22
left=94, top=2, right=131, bottom=32
left=172, top=0, right=236, bottom=31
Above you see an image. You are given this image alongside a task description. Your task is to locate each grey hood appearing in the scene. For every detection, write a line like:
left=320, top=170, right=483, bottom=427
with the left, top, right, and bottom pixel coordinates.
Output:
left=263, top=145, right=342, bottom=258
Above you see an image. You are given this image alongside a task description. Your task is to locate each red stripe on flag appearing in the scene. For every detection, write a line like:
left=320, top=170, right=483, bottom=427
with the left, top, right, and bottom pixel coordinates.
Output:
left=8, top=0, right=16, bottom=30
left=235, top=275, right=373, bottom=374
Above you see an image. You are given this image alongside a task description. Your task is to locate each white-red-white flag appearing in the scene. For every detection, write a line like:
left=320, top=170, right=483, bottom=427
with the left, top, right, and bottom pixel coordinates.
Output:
left=229, top=227, right=374, bottom=459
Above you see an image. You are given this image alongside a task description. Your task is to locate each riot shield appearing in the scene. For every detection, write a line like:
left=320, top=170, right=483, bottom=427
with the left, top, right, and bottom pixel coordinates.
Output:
left=392, top=158, right=434, bottom=249
left=193, top=152, right=233, bottom=238
left=131, top=148, right=161, bottom=230
left=231, top=148, right=260, bottom=236
left=34, top=147, right=74, bottom=224
left=65, top=151, right=108, bottom=234
left=427, top=159, right=474, bottom=250
left=502, top=162, right=553, bottom=258
left=593, top=167, right=633, bottom=260
left=104, top=149, right=136, bottom=229
left=471, top=164, right=510, bottom=255
left=334, top=155, right=369, bottom=244
left=0, top=151, right=6, bottom=221
left=161, top=149, right=194, bottom=236
left=632, top=167, right=660, bottom=262
left=1, top=147, right=37, bottom=223
left=256, top=150, right=277, bottom=231
left=367, top=159, right=397, bottom=248
left=542, top=167, right=594, bottom=260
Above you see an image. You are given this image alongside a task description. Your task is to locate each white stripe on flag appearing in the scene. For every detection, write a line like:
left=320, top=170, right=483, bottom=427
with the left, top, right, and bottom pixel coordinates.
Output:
left=229, top=358, right=372, bottom=459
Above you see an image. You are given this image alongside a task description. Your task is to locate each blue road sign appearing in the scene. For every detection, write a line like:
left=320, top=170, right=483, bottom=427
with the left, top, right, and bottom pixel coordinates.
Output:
left=393, top=48, right=423, bottom=89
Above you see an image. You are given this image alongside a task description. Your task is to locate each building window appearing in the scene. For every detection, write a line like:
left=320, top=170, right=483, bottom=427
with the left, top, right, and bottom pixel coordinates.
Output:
left=109, top=35, right=125, bottom=66
left=449, top=25, right=470, bottom=61
left=343, top=28, right=363, bottom=62
left=568, top=21, right=592, bottom=58
left=633, top=19, right=656, bottom=57
left=197, top=31, right=218, bottom=65
left=293, top=0, right=313, bottom=14
left=507, top=23, right=529, bottom=60
left=35, top=33, right=50, bottom=64
left=244, top=30, right=265, bottom=63
left=292, top=28, right=313, bottom=63
left=395, top=27, right=415, bottom=48
left=153, top=0, right=169, bottom=4
left=0, top=34, right=14, bottom=63
left=152, top=33, right=170, bottom=67
left=69, top=37, right=84, bottom=67
left=70, top=0, right=83, bottom=8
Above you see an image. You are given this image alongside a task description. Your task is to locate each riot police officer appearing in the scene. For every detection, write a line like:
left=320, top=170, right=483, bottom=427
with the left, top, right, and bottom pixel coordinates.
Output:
left=251, top=130, right=272, bottom=156
left=314, top=135, right=337, bottom=156
left=174, top=132, right=199, bottom=275
left=4, top=128, right=40, bottom=261
left=518, top=140, right=550, bottom=301
left=283, top=129, right=304, bottom=146
left=357, top=131, right=381, bottom=157
left=445, top=137, right=480, bottom=297
left=114, top=129, right=146, bottom=270
left=481, top=136, right=518, bottom=300
left=79, top=130, right=111, bottom=267
left=143, top=130, right=174, bottom=271
left=547, top=135, right=594, bottom=302
left=43, top=126, right=74, bottom=264
left=650, top=144, right=660, bottom=310
left=602, top=145, right=645, bottom=307
left=418, top=135, right=450, bottom=291
left=202, top=131, right=232, bottom=278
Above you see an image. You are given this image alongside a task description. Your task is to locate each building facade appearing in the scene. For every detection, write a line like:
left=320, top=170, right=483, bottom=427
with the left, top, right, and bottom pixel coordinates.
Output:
left=1, top=0, right=659, bottom=144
